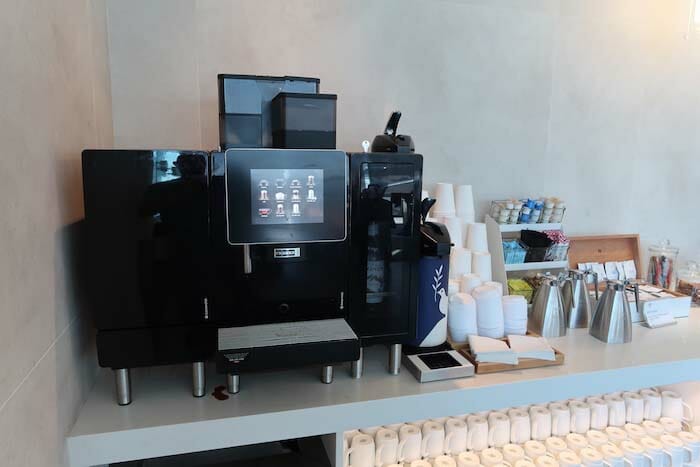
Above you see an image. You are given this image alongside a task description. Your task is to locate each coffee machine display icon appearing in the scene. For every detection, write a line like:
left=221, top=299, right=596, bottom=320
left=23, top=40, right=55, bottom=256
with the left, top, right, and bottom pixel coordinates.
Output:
left=292, top=203, right=301, bottom=216
left=259, top=189, right=269, bottom=201
left=307, top=189, right=316, bottom=202
left=291, top=189, right=300, bottom=201
left=275, top=178, right=285, bottom=189
left=275, top=192, right=285, bottom=202
left=276, top=203, right=285, bottom=216
left=307, top=175, right=315, bottom=187
left=290, top=179, right=301, bottom=189
left=259, top=179, right=269, bottom=189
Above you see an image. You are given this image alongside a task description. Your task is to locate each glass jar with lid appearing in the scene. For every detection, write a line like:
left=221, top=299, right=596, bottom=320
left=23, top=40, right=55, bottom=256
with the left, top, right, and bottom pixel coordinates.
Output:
left=677, top=261, right=700, bottom=304
left=647, top=240, right=679, bottom=290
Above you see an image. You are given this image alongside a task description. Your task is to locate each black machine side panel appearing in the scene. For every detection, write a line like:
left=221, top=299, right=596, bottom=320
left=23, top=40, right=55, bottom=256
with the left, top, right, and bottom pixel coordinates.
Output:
left=82, top=150, right=210, bottom=331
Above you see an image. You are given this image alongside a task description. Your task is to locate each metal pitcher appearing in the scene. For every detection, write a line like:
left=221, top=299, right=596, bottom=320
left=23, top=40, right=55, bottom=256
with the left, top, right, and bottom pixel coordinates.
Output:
left=562, top=269, right=599, bottom=329
left=589, top=280, right=640, bottom=344
left=530, top=275, right=567, bottom=338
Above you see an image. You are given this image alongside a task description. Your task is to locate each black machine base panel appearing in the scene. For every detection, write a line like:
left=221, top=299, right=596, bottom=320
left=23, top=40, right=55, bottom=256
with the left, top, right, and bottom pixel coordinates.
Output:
left=97, top=325, right=217, bottom=369
left=216, top=319, right=360, bottom=374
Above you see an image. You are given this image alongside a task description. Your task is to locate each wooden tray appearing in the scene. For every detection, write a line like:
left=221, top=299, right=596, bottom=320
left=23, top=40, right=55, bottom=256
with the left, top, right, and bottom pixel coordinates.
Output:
left=567, top=234, right=642, bottom=279
left=450, top=333, right=565, bottom=374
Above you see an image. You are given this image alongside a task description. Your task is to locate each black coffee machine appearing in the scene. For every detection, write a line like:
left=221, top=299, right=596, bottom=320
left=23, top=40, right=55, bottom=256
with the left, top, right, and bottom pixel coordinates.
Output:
left=80, top=76, right=424, bottom=405
left=82, top=148, right=360, bottom=403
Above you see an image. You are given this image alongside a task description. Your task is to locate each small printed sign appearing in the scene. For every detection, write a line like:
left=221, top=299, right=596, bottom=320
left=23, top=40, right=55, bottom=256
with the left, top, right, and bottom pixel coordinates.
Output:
left=642, top=301, right=676, bottom=328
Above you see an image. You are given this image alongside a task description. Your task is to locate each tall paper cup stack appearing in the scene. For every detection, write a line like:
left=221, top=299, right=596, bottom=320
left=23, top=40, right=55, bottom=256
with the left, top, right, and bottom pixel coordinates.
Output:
left=448, top=279, right=460, bottom=296
left=466, top=223, right=488, bottom=252
left=455, top=185, right=476, bottom=223
left=448, top=293, right=478, bottom=343
left=472, top=251, right=492, bottom=282
left=485, top=281, right=504, bottom=296
left=432, top=183, right=456, bottom=218
left=460, top=273, right=482, bottom=294
left=441, top=216, right=464, bottom=248
left=502, top=295, right=528, bottom=335
left=449, top=247, right=472, bottom=279
left=472, top=284, right=505, bottom=338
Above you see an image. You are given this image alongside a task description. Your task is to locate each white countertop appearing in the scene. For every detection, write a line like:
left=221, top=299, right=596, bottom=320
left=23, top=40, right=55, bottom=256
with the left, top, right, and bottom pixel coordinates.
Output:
left=67, top=311, right=700, bottom=467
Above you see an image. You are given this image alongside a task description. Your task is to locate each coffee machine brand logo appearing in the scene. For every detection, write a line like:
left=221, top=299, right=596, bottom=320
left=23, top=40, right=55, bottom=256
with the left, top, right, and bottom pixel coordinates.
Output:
left=273, top=247, right=301, bottom=259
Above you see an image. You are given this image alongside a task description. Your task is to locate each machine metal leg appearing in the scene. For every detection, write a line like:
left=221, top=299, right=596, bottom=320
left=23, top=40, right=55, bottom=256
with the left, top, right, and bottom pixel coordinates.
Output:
left=389, top=343, right=402, bottom=375
left=321, top=365, right=334, bottom=384
left=227, top=373, right=240, bottom=394
left=351, top=347, right=364, bottom=379
left=192, top=361, right=206, bottom=398
left=115, top=368, right=132, bottom=406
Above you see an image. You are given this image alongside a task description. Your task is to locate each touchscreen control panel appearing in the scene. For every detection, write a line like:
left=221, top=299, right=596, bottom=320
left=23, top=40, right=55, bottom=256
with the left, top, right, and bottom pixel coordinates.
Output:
left=250, top=168, right=324, bottom=225
left=225, top=149, right=346, bottom=245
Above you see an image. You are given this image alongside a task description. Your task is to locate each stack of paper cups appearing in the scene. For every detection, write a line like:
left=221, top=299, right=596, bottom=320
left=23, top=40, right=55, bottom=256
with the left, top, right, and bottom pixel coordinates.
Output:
left=472, top=251, right=492, bottom=282
left=455, top=185, right=476, bottom=223
left=502, top=295, right=528, bottom=335
left=448, top=293, right=478, bottom=343
left=466, top=223, right=488, bottom=252
left=461, top=220, right=471, bottom=249
left=485, top=281, right=504, bottom=296
left=441, top=216, right=464, bottom=248
left=472, top=284, right=505, bottom=338
left=448, top=279, right=460, bottom=296
left=449, top=247, right=472, bottom=279
left=432, top=183, right=456, bottom=218
left=460, top=273, right=482, bottom=294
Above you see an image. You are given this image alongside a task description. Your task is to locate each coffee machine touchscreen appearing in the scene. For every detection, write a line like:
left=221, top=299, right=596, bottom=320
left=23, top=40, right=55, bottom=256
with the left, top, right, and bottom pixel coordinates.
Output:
left=224, top=149, right=346, bottom=245
left=250, top=168, right=324, bottom=224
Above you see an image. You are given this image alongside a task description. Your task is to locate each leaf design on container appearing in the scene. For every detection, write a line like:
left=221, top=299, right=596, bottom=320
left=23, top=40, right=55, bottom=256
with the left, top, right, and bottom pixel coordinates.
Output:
left=433, top=265, right=444, bottom=301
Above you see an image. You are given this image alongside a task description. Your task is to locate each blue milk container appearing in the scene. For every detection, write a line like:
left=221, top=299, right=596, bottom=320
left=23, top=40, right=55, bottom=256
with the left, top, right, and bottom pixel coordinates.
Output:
left=411, top=222, right=452, bottom=347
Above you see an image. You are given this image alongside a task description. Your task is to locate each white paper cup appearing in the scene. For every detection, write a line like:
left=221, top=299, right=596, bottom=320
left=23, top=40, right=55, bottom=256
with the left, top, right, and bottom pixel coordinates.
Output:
left=442, top=216, right=465, bottom=249
left=455, top=185, right=475, bottom=219
left=433, top=183, right=456, bottom=217
left=466, top=223, right=488, bottom=252
left=448, top=293, right=478, bottom=343
left=473, top=284, right=504, bottom=338
left=450, top=247, right=473, bottom=279
left=472, top=251, right=492, bottom=282
left=460, top=273, right=483, bottom=294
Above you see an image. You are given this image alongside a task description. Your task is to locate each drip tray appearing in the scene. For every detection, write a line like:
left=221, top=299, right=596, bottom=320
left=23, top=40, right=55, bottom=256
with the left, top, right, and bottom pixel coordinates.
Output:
left=216, top=318, right=360, bottom=374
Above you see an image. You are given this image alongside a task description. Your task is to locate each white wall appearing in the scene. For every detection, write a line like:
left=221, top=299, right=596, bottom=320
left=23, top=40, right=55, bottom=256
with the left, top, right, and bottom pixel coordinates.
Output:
left=0, top=0, right=113, bottom=465
left=106, top=0, right=700, bottom=264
